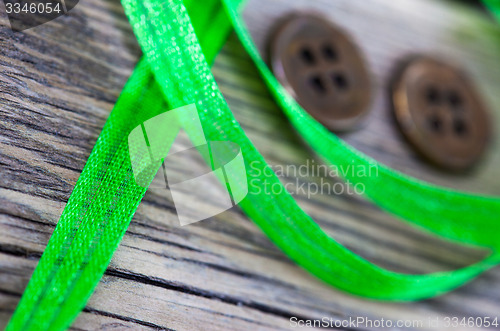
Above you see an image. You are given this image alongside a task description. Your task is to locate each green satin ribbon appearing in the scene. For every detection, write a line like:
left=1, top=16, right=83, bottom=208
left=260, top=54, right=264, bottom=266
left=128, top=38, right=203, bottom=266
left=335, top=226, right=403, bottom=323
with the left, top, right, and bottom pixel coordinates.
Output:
left=6, top=0, right=500, bottom=330
left=5, top=1, right=235, bottom=330
left=484, top=0, right=500, bottom=22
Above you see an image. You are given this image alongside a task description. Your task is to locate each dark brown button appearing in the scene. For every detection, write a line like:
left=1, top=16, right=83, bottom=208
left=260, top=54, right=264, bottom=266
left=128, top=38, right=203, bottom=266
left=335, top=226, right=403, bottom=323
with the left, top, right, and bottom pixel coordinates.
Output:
left=391, top=57, right=491, bottom=171
left=268, top=13, right=372, bottom=131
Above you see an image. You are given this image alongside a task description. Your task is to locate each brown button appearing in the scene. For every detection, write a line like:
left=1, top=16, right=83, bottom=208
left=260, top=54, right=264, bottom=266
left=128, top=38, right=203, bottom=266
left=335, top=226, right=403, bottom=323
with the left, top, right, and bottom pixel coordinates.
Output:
left=391, top=57, right=491, bottom=171
left=268, top=13, right=372, bottom=131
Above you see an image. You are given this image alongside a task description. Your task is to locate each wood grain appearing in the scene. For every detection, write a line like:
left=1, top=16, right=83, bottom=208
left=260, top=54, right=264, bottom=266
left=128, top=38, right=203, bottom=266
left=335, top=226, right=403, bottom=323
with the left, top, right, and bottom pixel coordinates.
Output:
left=1, top=0, right=500, bottom=330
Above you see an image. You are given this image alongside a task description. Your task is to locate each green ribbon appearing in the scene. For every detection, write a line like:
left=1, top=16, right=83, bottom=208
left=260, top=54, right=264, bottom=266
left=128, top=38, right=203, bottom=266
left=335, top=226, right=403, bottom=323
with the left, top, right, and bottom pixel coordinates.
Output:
left=6, top=0, right=500, bottom=330
left=6, top=1, right=235, bottom=330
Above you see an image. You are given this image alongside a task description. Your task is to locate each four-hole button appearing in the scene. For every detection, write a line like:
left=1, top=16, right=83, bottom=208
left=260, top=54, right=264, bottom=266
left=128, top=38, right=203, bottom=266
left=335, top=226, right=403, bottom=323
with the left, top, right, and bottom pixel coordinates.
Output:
left=391, top=57, right=491, bottom=171
left=268, top=13, right=372, bottom=131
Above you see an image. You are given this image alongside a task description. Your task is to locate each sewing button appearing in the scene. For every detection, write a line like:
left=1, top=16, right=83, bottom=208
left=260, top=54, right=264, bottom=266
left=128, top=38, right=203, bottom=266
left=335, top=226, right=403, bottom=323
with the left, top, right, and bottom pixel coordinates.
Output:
left=268, top=13, right=372, bottom=131
left=391, top=57, right=491, bottom=171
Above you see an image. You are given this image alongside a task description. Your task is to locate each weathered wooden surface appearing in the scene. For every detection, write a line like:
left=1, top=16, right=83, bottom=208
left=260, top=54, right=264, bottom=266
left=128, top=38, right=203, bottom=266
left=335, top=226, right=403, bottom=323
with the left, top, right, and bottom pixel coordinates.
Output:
left=1, top=0, right=500, bottom=330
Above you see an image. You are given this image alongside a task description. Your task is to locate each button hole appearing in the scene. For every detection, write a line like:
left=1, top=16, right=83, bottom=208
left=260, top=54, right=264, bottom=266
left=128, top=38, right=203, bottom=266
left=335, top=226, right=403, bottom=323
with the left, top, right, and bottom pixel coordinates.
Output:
left=309, top=75, right=327, bottom=94
left=299, top=47, right=316, bottom=65
left=448, top=90, right=463, bottom=109
left=427, top=114, right=443, bottom=133
left=453, top=118, right=468, bottom=137
left=321, top=44, right=338, bottom=61
left=332, top=72, right=349, bottom=91
left=425, top=86, right=441, bottom=105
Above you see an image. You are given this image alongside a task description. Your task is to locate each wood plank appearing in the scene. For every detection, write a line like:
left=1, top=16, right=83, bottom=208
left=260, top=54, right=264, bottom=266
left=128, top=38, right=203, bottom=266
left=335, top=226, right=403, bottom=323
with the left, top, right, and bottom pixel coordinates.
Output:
left=1, top=0, right=500, bottom=330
